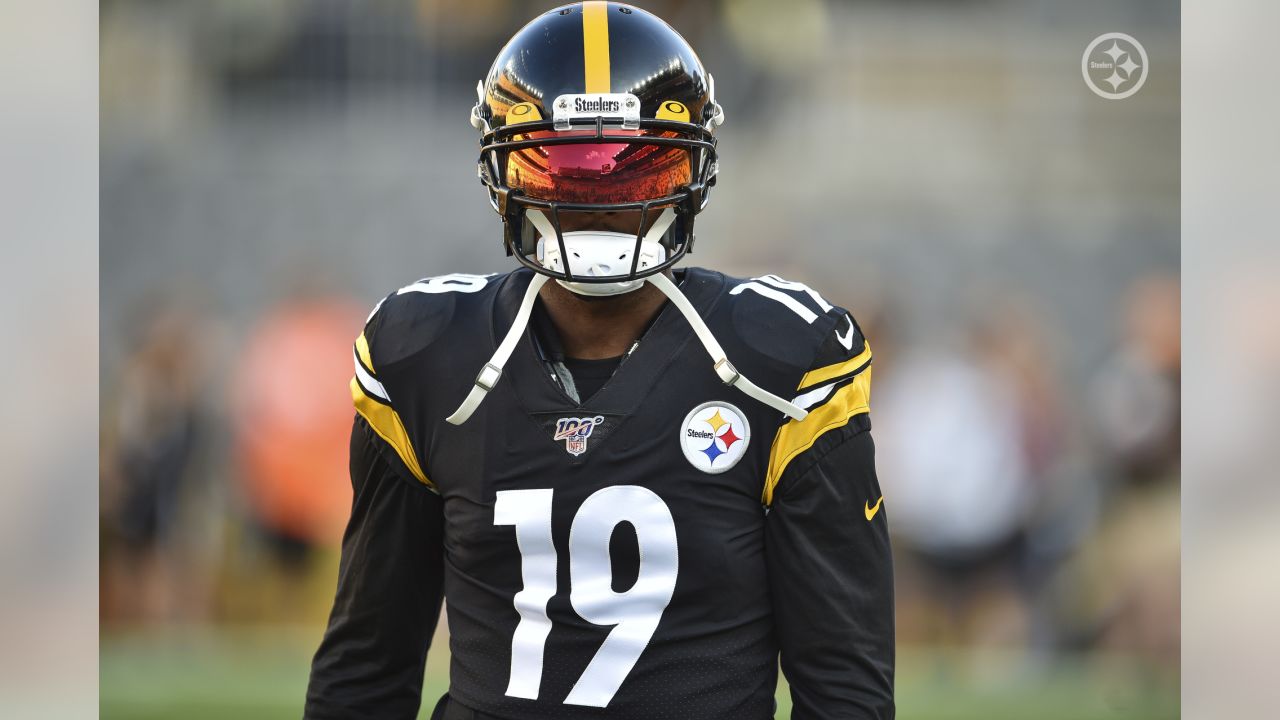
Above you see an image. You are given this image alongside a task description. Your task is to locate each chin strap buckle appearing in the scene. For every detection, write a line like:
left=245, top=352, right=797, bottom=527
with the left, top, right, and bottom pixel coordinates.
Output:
left=475, top=363, right=502, bottom=392
left=447, top=274, right=550, bottom=425
left=713, top=358, right=740, bottom=386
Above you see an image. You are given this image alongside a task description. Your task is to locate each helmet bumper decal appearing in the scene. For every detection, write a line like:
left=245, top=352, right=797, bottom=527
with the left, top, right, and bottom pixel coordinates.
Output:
left=551, top=93, right=641, bottom=130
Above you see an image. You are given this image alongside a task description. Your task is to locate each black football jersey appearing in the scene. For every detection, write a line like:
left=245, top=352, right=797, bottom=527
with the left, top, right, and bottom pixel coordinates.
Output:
left=307, top=267, right=893, bottom=720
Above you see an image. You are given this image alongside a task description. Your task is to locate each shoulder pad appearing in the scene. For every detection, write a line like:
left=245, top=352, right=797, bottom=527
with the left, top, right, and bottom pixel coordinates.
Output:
left=725, top=273, right=857, bottom=372
left=804, top=309, right=869, bottom=380
left=732, top=274, right=872, bottom=506
left=361, top=272, right=499, bottom=372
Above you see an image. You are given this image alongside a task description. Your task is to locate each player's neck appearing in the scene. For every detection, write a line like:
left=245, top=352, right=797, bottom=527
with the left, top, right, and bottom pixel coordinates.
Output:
left=537, top=275, right=670, bottom=360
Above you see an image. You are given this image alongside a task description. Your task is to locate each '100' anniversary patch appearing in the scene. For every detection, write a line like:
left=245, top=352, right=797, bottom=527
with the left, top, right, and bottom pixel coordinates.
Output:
left=553, top=415, right=606, bottom=456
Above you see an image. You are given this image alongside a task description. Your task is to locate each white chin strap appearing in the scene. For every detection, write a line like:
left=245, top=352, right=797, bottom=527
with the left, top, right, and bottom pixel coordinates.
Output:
left=445, top=272, right=549, bottom=425
left=646, top=273, right=808, bottom=422
left=445, top=270, right=809, bottom=426
left=526, top=208, right=675, bottom=296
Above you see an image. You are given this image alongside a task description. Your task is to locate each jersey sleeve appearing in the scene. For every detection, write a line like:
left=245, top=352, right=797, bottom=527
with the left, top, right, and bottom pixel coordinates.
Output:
left=762, top=310, right=873, bottom=506
left=349, top=298, right=434, bottom=490
left=764, top=313, right=895, bottom=718
left=304, top=416, right=446, bottom=719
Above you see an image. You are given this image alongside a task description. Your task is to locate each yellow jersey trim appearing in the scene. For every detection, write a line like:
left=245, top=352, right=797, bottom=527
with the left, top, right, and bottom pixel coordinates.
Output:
left=582, top=1, right=611, bottom=93
left=355, top=332, right=374, bottom=374
left=351, top=377, right=433, bottom=488
left=762, top=368, right=872, bottom=506
left=797, top=342, right=872, bottom=390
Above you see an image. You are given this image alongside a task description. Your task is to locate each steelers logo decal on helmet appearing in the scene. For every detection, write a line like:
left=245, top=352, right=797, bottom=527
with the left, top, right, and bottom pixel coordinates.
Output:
left=656, top=100, right=690, bottom=122
left=680, top=401, right=751, bottom=474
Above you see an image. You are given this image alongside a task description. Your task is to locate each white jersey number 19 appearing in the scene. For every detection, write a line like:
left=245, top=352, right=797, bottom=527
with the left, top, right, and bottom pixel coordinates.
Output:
left=493, top=486, right=679, bottom=708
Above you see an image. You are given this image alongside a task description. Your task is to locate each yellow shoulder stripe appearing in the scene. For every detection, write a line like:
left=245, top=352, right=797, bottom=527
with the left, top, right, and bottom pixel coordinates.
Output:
left=351, top=377, right=433, bottom=489
left=355, top=332, right=374, bottom=374
left=582, top=1, right=611, bottom=93
left=762, top=368, right=872, bottom=506
left=798, top=342, right=871, bottom=390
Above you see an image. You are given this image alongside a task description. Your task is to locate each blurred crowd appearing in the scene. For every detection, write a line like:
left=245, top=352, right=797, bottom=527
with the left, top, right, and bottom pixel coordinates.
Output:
left=871, top=274, right=1179, bottom=674
left=99, top=0, right=1180, bottom=691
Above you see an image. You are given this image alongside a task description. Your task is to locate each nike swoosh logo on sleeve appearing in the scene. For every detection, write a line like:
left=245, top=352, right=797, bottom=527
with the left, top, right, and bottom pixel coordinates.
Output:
left=835, top=314, right=855, bottom=350
left=864, top=495, right=884, bottom=521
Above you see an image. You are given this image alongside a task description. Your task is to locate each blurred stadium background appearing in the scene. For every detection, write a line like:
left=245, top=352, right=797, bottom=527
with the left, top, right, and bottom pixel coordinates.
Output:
left=99, top=0, right=1179, bottom=717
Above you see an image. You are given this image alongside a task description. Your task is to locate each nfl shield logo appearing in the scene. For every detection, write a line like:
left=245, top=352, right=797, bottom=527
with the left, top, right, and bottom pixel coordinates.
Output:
left=553, top=415, right=605, bottom=456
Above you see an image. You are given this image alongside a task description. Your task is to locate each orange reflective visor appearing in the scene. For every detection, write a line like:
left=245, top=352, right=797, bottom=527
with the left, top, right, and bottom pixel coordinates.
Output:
left=504, top=129, right=693, bottom=204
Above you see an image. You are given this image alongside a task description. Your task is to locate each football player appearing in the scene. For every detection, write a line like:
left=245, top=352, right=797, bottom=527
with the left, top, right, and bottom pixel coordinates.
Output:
left=305, top=3, right=893, bottom=719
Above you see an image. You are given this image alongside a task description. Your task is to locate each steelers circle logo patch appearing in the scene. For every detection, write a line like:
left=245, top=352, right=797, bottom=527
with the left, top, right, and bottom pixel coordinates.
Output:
left=680, top=401, right=750, bottom=474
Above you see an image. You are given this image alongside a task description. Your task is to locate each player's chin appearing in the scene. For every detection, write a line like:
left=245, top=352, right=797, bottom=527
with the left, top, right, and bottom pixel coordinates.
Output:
left=573, top=288, right=635, bottom=303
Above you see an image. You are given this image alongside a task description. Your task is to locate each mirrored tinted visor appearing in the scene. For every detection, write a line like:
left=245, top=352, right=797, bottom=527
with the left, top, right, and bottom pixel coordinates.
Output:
left=505, top=129, right=693, bottom=205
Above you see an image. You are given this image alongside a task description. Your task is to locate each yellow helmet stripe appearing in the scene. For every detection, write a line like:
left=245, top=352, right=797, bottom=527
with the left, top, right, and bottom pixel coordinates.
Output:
left=582, top=1, right=612, bottom=93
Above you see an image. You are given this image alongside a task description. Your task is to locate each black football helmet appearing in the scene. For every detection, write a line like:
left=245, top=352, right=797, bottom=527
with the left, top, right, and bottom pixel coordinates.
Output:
left=470, top=2, right=723, bottom=288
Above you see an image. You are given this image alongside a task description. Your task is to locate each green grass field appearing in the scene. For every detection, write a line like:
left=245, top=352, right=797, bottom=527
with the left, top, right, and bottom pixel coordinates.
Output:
left=101, top=627, right=1178, bottom=719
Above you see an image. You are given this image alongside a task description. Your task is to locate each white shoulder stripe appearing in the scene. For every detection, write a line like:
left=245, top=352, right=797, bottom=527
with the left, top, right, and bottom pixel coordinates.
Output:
left=353, top=349, right=390, bottom=401
left=791, top=380, right=836, bottom=412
